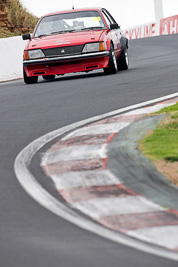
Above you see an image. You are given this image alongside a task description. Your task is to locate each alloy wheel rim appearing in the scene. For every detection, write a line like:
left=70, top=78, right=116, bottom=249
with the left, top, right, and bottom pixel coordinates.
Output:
left=125, top=50, right=129, bottom=66
left=112, top=51, right=117, bottom=70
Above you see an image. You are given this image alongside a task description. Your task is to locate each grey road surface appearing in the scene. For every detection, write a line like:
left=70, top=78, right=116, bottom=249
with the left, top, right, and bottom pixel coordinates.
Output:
left=0, top=34, right=178, bottom=267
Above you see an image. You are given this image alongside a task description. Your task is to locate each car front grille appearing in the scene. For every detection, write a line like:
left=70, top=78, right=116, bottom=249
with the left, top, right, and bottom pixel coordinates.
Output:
left=43, top=45, right=84, bottom=57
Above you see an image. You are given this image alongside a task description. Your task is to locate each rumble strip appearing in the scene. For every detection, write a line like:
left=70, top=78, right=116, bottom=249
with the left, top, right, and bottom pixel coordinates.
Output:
left=41, top=97, right=178, bottom=252
left=14, top=93, right=178, bottom=261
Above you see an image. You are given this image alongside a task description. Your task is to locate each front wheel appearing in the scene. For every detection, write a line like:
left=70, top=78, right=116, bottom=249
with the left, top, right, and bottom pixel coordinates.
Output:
left=104, top=44, right=118, bottom=75
left=23, top=68, right=38, bottom=84
left=117, top=48, right=129, bottom=71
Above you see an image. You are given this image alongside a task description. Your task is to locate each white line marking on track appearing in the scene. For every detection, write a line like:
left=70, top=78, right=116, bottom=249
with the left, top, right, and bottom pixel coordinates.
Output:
left=125, top=101, right=176, bottom=116
left=128, top=225, right=178, bottom=249
left=14, top=92, right=178, bottom=261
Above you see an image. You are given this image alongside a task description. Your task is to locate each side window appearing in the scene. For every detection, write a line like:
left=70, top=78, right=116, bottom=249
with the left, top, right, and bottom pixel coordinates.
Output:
left=102, top=11, right=112, bottom=28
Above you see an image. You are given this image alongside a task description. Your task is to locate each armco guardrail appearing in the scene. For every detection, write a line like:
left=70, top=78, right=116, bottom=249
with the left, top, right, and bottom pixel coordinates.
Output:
left=0, top=14, right=177, bottom=82
left=123, top=14, right=178, bottom=40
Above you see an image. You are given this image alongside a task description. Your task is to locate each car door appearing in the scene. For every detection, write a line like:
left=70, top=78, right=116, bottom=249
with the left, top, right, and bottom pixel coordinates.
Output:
left=101, top=9, right=121, bottom=57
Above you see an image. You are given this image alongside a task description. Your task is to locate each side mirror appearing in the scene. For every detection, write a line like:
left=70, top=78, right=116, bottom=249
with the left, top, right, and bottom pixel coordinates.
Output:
left=110, top=23, right=120, bottom=30
left=22, top=34, right=31, bottom=40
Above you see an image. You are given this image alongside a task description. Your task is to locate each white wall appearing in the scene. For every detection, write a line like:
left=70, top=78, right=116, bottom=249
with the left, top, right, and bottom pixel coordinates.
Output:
left=124, top=21, right=160, bottom=40
left=124, top=14, right=178, bottom=40
left=0, top=36, right=27, bottom=82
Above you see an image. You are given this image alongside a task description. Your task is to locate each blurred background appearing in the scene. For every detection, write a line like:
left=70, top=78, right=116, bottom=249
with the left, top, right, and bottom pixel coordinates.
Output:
left=20, top=0, right=178, bottom=29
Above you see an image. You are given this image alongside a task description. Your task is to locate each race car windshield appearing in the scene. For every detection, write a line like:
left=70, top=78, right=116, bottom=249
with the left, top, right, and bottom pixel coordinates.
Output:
left=34, top=11, right=106, bottom=38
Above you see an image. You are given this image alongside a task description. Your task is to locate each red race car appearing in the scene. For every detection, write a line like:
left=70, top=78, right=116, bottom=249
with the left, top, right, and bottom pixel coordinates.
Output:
left=22, top=8, right=129, bottom=84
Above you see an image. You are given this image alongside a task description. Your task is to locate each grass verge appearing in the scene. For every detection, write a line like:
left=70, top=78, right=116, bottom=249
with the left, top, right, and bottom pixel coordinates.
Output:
left=139, top=102, right=178, bottom=185
left=0, top=28, right=19, bottom=38
left=0, top=0, right=38, bottom=38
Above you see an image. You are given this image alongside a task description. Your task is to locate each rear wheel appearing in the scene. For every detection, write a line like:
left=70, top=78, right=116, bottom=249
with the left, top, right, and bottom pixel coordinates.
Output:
left=43, top=75, right=55, bottom=80
left=117, top=47, right=129, bottom=70
left=104, top=44, right=118, bottom=75
left=23, top=68, right=38, bottom=84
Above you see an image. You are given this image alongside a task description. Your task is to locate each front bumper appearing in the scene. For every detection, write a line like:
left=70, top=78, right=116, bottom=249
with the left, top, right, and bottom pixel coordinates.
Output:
left=24, top=51, right=110, bottom=77
left=23, top=51, right=110, bottom=66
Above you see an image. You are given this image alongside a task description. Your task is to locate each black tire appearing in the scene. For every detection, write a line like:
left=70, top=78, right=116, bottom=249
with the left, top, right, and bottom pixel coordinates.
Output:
left=23, top=68, right=38, bottom=84
left=117, top=47, right=129, bottom=71
left=104, top=44, right=118, bottom=75
left=43, top=75, right=55, bottom=80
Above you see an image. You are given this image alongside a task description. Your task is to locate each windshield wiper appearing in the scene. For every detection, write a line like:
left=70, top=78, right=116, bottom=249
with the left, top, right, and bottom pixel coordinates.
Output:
left=36, top=34, right=47, bottom=38
left=80, top=27, right=104, bottom=31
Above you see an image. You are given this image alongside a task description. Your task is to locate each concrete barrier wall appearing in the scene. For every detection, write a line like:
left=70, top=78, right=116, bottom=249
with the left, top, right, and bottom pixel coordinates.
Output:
left=0, top=36, right=27, bottom=82
left=124, top=14, right=178, bottom=40
left=124, top=21, right=160, bottom=40
left=0, top=14, right=177, bottom=82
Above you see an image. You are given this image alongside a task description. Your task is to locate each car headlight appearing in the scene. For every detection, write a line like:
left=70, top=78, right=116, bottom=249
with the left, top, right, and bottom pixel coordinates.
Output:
left=27, top=49, right=45, bottom=59
left=82, top=42, right=105, bottom=53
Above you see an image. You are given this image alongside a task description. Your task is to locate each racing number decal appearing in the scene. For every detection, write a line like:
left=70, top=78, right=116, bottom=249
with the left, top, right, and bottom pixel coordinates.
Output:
left=94, top=17, right=101, bottom=22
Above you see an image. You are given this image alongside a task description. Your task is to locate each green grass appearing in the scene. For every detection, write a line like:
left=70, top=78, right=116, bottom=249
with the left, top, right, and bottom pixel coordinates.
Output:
left=155, top=102, right=178, bottom=114
left=140, top=102, right=178, bottom=162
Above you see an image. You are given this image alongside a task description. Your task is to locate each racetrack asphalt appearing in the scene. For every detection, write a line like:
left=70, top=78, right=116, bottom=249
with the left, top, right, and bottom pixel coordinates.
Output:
left=0, top=34, right=178, bottom=267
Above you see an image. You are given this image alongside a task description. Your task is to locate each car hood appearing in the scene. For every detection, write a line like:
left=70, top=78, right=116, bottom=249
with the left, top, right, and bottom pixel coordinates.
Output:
left=27, top=30, right=105, bottom=50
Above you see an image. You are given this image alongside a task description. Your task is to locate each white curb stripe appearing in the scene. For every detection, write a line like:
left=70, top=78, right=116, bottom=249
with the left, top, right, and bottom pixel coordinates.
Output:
left=62, top=122, right=130, bottom=140
left=42, top=144, right=105, bottom=165
left=72, top=196, right=163, bottom=219
left=51, top=170, right=121, bottom=190
left=128, top=225, right=178, bottom=249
